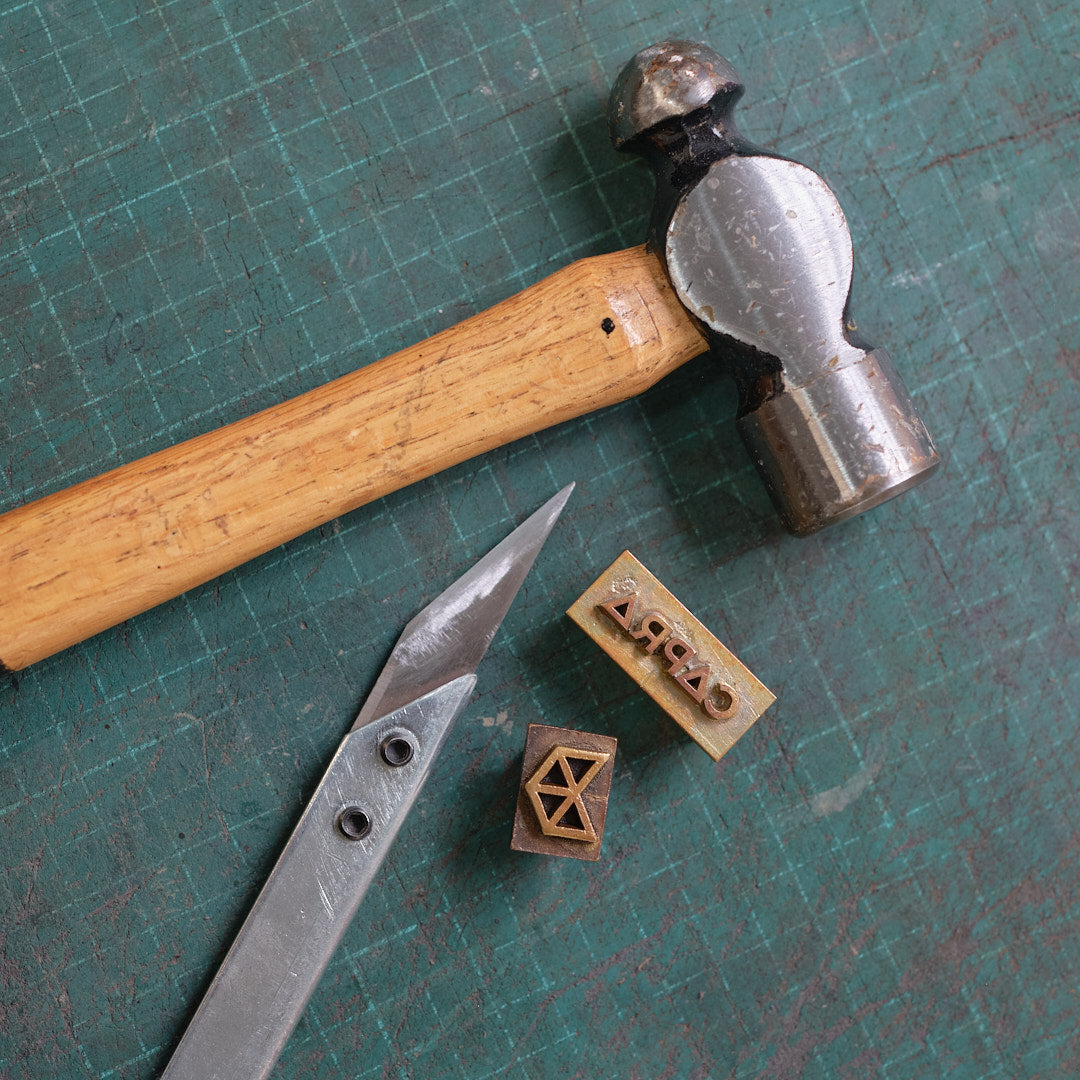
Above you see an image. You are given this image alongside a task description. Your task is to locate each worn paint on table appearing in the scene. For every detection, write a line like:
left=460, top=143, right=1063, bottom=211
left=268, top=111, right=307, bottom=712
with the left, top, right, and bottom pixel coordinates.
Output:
left=1, top=0, right=1078, bottom=1077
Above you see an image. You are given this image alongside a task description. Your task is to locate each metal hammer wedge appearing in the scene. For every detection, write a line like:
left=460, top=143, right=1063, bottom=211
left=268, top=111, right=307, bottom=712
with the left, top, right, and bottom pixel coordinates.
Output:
left=0, top=41, right=938, bottom=672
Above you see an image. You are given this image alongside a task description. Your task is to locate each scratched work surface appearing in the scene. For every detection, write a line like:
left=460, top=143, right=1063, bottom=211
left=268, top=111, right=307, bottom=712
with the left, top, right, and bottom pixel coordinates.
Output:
left=1, top=0, right=1078, bottom=1077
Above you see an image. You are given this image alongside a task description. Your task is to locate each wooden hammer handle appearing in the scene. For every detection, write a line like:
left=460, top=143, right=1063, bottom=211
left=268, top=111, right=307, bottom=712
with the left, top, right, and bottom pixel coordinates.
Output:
left=0, top=245, right=705, bottom=671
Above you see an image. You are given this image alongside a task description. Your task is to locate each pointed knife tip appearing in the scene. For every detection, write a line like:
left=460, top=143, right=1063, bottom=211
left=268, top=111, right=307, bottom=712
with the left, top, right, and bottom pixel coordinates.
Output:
left=350, top=483, right=575, bottom=730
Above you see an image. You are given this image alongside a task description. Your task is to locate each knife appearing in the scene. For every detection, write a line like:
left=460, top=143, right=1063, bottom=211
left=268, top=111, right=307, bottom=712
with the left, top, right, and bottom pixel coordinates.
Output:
left=160, top=483, right=573, bottom=1079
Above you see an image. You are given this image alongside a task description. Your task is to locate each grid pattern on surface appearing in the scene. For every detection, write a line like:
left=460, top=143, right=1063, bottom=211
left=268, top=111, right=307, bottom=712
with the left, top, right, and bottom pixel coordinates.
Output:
left=1, top=0, right=1078, bottom=1078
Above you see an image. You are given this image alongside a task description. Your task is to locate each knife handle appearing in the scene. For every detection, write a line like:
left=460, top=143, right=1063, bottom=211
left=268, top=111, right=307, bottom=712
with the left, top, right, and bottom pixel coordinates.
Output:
left=160, top=676, right=475, bottom=1080
left=0, top=245, right=703, bottom=671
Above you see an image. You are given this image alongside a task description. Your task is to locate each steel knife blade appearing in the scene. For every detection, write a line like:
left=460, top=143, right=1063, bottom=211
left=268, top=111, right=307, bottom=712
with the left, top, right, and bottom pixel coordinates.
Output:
left=160, top=483, right=573, bottom=1080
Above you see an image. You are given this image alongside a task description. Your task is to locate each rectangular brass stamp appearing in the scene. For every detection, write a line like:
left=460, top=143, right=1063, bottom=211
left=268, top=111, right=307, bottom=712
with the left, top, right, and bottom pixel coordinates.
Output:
left=567, top=551, right=775, bottom=761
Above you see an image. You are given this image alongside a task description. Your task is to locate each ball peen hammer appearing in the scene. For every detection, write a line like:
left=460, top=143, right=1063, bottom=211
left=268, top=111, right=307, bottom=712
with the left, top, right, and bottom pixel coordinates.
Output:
left=0, top=41, right=938, bottom=673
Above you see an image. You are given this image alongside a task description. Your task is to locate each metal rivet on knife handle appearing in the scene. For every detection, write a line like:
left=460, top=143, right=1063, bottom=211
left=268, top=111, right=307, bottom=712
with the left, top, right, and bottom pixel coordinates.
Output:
left=380, top=733, right=415, bottom=767
left=336, top=807, right=371, bottom=841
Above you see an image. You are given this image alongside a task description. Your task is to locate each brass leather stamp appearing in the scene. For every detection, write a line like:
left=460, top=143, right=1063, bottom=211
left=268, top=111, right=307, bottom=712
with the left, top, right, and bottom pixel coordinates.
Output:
left=511, top=724, right=616, bottom=861
left=567, top=551, right=774, bottom=760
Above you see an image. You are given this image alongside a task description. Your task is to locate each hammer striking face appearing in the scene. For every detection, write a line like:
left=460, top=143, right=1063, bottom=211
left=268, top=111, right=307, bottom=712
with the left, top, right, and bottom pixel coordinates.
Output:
left=0, top=40, right=939, bottom=670
left=610, top=41, right=940, bottom=535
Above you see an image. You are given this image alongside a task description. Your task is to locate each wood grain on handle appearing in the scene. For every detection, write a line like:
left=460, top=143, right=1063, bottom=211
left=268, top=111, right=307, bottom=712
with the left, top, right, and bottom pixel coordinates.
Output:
left=0, top=245, right=706, bottom=671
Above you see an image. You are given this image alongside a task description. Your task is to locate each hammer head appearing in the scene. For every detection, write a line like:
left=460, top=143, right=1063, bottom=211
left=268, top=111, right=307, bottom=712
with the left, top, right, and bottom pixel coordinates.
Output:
left=610, top=41, right=940, bottom=536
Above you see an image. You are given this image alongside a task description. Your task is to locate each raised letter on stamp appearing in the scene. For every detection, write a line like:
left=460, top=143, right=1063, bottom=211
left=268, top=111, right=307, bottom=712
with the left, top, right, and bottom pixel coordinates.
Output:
left=567, top=551, right=774, bottom=761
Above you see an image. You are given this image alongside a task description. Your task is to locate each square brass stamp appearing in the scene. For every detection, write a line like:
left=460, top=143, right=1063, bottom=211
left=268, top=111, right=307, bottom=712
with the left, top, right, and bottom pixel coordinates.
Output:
left=567, top=551, right=774, bottom=761
left=510, top=723, right=617, bottom=862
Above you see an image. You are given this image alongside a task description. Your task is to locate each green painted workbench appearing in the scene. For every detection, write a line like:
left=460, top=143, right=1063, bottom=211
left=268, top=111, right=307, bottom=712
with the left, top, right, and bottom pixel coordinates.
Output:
left=2, top=1, right=1077, bottom=1076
